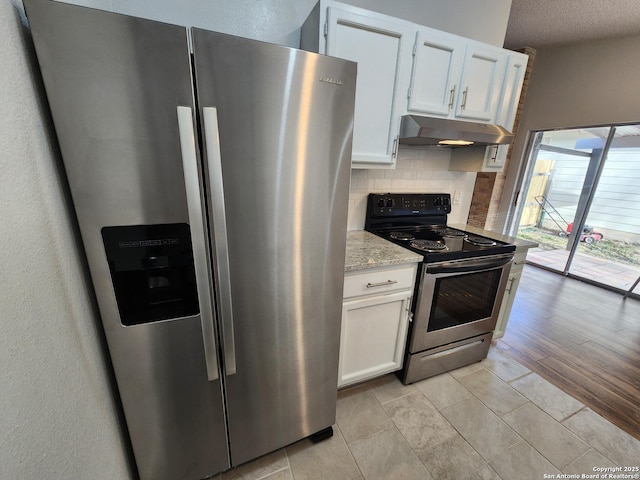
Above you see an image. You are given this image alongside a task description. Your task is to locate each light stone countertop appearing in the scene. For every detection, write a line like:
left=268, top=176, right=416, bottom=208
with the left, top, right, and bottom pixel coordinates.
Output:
left=345, top=231, right=423, bottom=272
left=449, top=223, right=539, bottom=251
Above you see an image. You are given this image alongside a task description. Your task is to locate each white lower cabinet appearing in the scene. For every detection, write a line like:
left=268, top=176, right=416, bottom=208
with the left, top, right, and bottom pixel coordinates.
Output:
left=339, top=264, right=417, bottom=387
left=493, top=250, right=527, bottom=339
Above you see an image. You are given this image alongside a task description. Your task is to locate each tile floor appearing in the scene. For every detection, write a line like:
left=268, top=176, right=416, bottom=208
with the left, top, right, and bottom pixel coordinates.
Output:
left=213, top=346, right=640, bottom=480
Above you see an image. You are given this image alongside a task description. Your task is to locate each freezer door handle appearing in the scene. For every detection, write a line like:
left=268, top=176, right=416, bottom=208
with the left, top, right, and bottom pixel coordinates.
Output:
left=203, top=107, right=237, bottom=376
left=177, top=106, right=220, bottom=382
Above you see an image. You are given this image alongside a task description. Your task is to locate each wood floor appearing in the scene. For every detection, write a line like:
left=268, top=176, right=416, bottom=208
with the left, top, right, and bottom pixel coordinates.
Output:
left=495, top=264, right=640, bottom=440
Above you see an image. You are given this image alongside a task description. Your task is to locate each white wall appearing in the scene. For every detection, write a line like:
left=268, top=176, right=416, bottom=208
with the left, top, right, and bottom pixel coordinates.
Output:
left=1, top=0, right=509, bottom=476
left=62, top=0, right=317, bottom=47
left=61, top=0, right=512, bottom=47
left=0, top=1, right=131, bottom=478
left=499, top=35, right=640, bottom=232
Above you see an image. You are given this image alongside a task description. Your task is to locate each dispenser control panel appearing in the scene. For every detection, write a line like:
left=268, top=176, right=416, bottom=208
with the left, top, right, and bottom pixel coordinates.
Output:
left=102, top=223, right=199, bottom=326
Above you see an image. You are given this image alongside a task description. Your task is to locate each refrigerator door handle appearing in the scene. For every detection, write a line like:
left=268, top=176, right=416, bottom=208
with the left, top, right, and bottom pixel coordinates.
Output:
left=177, top=106, right=220, bottom=382
left=203, top=107, right=237, bottom=376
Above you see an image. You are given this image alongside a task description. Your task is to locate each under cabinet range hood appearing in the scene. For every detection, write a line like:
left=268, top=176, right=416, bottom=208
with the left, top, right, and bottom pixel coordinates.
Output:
left=399, top=115, right=514, bottom=147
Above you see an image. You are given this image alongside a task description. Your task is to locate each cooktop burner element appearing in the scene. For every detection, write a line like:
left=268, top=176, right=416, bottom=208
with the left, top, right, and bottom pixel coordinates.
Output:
left=464, top=235, right=498, bottom=246
left=434, top=227, right=465, bottom=237
left=389, top=231, right=415, bottom=241
left=409, top=239, right=448, bottom=252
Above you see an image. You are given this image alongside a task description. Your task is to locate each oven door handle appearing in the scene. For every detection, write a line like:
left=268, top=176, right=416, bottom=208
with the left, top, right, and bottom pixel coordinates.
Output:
left=427, top=254, right=513, bottom=274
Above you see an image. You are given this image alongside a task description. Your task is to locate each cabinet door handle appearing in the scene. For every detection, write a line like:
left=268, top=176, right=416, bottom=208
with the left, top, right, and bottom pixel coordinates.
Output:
left=448, top=85, right=456, bottom=109
left=490, top=145, right=499, bottom=162
left=505, top=276, right=515, bottom=294
left=420, top=338, right=484, bottom=362
left=406, top=298, right=413, bottom=322
left=366, top=280, right=398, bottom=288
left=461, top=87, right=469, bottom=110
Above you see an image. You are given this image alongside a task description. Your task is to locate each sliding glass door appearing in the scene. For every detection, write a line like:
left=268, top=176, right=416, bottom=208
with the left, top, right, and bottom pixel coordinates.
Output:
left=512, top=125, right=640, bottom=299
left=569, top=141, right=640, bottom=294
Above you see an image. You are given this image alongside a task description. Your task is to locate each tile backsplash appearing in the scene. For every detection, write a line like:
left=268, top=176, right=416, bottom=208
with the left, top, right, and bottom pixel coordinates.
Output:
left=347, top=146, right=477, bottom=230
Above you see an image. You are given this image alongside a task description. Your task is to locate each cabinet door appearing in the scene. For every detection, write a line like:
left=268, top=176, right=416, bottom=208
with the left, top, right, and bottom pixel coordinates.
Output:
left=408, top=29, right=465, bottom=117
left=493, top=268, right=522, bottom=339
left=483, top=144, right=506, bottom=170
left=482, top=52, right=528, bottom=171
left=455, top=44, right=507, bottom=122
left=326, top=6, right=413, bottom=167
left=495, top=52, right=528, bottom=131
left=339, top=290, right=412, bottom=387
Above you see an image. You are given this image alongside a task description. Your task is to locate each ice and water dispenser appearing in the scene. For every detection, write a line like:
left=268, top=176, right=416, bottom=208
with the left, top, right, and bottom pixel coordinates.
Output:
left=102, top=223, right=199, bottom=325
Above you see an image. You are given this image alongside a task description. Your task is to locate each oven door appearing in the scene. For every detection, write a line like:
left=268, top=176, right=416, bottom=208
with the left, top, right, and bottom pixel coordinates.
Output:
left=409, top=253, right=513, bottom=352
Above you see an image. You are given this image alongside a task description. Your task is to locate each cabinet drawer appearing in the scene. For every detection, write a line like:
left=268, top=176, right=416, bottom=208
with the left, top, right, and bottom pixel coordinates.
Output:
left=344, top=264, right=417, bottom=299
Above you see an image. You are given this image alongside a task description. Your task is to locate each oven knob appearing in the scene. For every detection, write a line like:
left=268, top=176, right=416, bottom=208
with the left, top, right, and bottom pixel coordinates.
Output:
left=386, top=199, right=394, bottom=207
left=442, top=196, right=450, bottom=206
left=377, top=198, right=385, bottom=208
left=434, top=197, right=441, bottom=206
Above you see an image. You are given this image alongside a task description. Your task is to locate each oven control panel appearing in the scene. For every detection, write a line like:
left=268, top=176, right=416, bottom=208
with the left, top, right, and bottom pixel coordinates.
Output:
left=368, top=193, right=452, bottom=216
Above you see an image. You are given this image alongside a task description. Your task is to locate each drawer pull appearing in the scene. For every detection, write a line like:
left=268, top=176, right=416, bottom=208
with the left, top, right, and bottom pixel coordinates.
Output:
left=420, top=339, right=484, bottom=361
left=505, top=276, right=515, bottom=294
left=366, top=280, right=398, bottom=288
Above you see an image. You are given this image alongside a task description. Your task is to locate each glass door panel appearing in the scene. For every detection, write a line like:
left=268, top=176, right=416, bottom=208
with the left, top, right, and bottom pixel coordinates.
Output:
left=516, top=128, right=603, bottom=273
left=513, top=123, right=640, bottom=299
left=570, top=145, right=640, bottom=292
left=429, top=269, right=502, bottom=331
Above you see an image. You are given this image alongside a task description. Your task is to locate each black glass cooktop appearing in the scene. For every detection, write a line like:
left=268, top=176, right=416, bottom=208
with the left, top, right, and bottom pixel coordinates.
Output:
left=374, top=225, right=514, bottom=262
left=365, top=193, right=515, bottom=263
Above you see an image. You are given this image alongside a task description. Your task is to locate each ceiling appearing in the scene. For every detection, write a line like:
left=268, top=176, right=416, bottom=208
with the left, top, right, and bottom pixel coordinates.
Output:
left=504, top=0, right=640, bottom=49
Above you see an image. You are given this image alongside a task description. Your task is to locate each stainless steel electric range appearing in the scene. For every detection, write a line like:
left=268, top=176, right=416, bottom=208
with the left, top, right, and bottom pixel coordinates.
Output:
left=365, top=193, right=515, bottom=384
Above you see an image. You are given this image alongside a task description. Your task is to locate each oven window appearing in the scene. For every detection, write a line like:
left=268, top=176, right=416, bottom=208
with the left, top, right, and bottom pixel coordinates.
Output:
left=428, top=270, right=501, bottom=331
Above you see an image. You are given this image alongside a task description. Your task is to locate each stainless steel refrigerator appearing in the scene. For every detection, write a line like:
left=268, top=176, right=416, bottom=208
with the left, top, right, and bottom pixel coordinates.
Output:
left=25, top=1, right=356, bottom=478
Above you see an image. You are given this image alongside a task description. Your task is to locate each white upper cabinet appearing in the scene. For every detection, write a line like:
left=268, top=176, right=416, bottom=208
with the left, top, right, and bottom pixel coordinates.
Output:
left=302, top=2, right=413, bottom=168
left=495, top=51, right=528, bottom=131
left=326, top=7, right=413, bottom=168
left=482, top=51, right=528, bottom=170
left=302, top=1, right=527, bottom=170
left=408, top=29, right=507, bottom=123
left=455, top=43, right=508, bottom=121
left=450, top=51, right=528, bottom=172
left=407, top=29, right=466, bottom=116
left=301, top=2, right=414, bottom=168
